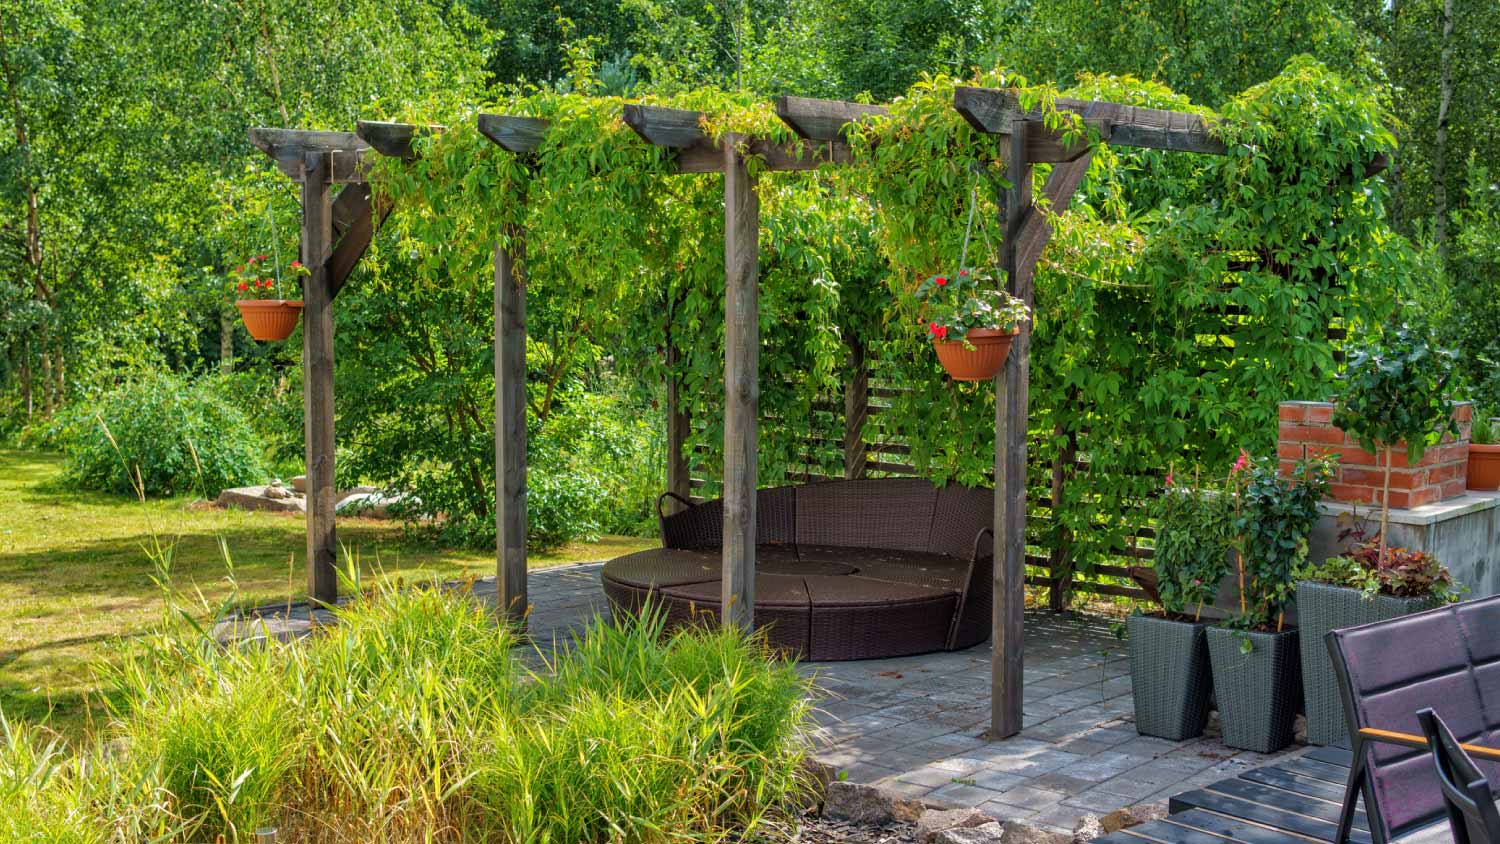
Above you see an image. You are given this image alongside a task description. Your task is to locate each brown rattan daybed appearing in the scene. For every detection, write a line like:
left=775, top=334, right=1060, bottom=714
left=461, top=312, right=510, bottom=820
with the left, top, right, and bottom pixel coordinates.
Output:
left=600, top=477, right=994, bottom=661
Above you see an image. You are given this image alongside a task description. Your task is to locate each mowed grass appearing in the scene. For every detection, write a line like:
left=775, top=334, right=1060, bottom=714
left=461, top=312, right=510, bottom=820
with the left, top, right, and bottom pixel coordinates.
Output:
left=0, top=448, right=657, bottom=736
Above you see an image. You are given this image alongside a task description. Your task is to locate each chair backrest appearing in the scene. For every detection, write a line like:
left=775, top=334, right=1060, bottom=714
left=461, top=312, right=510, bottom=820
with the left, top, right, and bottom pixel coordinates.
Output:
left=793, top=478, right=939, bottom=552
left=1419, top=708, right=1500, bottom=844
left=1326, top=596, right=1500, bottom=843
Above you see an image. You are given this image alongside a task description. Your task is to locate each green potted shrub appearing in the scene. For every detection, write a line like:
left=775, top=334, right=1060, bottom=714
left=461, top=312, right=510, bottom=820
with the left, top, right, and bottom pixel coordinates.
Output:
left=1128, top=467, right=1233, bottom=740
left=1467, top=410, right=1500, bottom=491
left=914, top=268, right=1030, bottom=382
left=1295, top=528, right=1461, bottom=745
left=1206, top=453, right=1333, bottom=753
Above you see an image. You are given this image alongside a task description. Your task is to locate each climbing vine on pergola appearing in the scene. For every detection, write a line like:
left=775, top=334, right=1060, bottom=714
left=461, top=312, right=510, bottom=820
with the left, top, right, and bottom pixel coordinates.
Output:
left=250, top=62, right=1393, bottom=738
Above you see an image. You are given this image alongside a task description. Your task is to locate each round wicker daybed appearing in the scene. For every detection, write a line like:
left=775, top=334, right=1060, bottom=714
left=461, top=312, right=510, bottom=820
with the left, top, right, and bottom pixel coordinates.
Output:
left=601, top=478, right=994, bottom=661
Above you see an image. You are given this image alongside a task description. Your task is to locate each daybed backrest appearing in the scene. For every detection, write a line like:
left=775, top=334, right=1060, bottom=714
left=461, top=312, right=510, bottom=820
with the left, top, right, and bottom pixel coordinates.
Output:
left=1327, top=596, right=1500, bottom=842
left=793, top=478, right=938, bottom=552
left=928, top=484, right=994, bottom=560
left=659, top=485, right=796, bottom=549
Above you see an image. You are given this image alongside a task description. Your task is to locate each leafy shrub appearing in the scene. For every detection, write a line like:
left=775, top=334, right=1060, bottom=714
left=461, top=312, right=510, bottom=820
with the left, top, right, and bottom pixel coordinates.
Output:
left=46, top=370, right=269, bottom=497
left=1297, top=540, right=1461, bottom=601
left=1230, top=454, right=1334, bottom=629
left=17, top=578, right=812, bottom=842
left=1149, top=468, right=1233, bottom=618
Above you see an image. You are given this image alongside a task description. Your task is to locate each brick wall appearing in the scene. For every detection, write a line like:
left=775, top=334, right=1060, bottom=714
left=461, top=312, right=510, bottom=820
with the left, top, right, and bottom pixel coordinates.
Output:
left=1278, top=400, right=1473, bottom=509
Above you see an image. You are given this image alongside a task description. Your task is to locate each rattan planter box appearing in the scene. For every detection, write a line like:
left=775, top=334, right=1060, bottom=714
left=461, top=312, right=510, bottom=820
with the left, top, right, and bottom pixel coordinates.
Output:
left=1128, top=614, right=1213, bottom=740
left=1296, top=581, right=1439, bottom=747
left=1206, top=626, right=1301, bottom=753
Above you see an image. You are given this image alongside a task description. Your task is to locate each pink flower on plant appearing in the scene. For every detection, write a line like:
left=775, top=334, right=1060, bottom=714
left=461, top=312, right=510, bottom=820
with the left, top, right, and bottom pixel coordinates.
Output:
left=1165, top=470, right=1174, bottom=486
left=1232, top=449, right=1250, bottom=474
left=257, top=254, right=268, bottom=261
left=959, top=269, right=968, bottom=276
left=290, top=261, right=302, bottom=269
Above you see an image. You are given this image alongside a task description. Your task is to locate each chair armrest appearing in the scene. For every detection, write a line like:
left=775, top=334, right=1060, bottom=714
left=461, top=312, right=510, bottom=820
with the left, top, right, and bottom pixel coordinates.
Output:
left=970, top=527, right=994, bottom=562
left=1359, top=728, right=1500, bottom=762
left=656, top=491, right=695, bottom=520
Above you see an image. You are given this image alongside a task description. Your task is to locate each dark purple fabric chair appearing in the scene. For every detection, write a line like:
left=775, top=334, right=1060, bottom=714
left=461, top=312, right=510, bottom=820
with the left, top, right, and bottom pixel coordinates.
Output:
left=1419, top=708, right=1500, bottom=844
left=1326, top=596, right=1500, bottom=844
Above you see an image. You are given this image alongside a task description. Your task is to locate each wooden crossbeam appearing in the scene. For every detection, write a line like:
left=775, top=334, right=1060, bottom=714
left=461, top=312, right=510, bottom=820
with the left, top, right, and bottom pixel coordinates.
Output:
left=355, top=121, right=442, bottom=160
left=477, top=114, right=550, bottom=154
left=775, top=96, right=887, bottom=142
left=622, top=104, right=850, bottom=173
left=953, top=87, right=1227, bottom=157
left=249, top=128, right=372, bottom=183
left=327, top=183, right=391, bottom=295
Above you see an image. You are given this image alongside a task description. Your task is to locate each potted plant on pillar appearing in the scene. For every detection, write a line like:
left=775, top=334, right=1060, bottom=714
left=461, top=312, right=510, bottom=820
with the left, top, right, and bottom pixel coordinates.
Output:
left=1207, top=452, right=1333, bottom=753
left=1291, top=329, right=1460, bottom=745
left=1467, top=411, right=1500, bottom=491
left=232, top=255, right=307, bottom=342
left=1127, top=466, right=1233, bottom=740
left=915, top=268, right=1030, bottom=382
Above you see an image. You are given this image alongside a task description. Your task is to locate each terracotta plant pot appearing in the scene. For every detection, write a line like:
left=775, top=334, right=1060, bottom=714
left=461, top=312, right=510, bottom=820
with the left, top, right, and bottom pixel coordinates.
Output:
left=236, top=299, right=304, bottom=342
left=1468, top=443, right=1500, bottom=491
left=933, top=328, right=1018, bottom=382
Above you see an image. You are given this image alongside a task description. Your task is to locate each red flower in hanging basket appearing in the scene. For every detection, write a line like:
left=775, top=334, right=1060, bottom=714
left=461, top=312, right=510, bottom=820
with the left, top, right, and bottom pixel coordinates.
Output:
left=935, top=276, right=948, bottom=286
left=237, top=282, right=249, bottom=291
left=290, top=261, right=302, bottom=270
left=916, top=267, right=1028, bottom=381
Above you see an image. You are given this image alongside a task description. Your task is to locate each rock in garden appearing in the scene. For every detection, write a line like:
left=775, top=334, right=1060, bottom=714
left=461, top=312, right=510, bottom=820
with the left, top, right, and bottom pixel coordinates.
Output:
left=291, top=474, right=307, bottom=492
left=335, top=489, right=408, bottom=518
left=825, top=781, right=925, bottom=824
left=1071, top=814, right=1105, bottom=844
left=263, top=480, right=297, bottom=499
left=935, top=821, right=1005, bottom=844
left=1001, top=820, right=1070, bottom=844
left=917, top=806, right=990, bottom=842
left=216, top=485, right=306, bottom=513
left=1099, top=803, right=1167, bottom=833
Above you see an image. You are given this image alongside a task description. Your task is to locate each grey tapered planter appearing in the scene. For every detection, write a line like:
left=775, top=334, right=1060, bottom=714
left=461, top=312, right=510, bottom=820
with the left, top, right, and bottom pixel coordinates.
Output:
left=1296, top=581, right=1439, bottom=747
left=1128, top=614, right=1213, bottom=740
left=1206, top=626, right=1301, bottom=753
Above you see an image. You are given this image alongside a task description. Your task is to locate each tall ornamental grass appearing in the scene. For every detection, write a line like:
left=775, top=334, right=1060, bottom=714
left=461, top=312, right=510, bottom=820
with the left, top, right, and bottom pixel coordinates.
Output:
left=5, top=581, right=813, bottom=843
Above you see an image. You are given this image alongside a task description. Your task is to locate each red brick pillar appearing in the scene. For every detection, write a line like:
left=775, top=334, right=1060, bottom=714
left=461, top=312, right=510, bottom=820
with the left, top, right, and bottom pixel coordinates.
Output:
left=1277, top=401, right=1473, bottom=509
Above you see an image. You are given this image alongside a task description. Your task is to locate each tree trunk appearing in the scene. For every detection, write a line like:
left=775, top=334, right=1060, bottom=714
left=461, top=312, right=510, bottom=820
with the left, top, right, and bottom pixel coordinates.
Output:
left=38, top=351, right=53, bottom=416
left=220, top=307, right=235, bottom=373
left=51, top=342, right=63, bottom=405
left=20, top=337, right=32, bottom=420
left=1433, top=0, right=1454, bottom=259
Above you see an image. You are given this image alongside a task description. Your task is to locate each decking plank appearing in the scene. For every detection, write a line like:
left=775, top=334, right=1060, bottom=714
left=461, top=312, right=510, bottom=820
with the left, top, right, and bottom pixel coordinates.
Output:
left=1094, top=830, right=1177, bottom=844
left=1107, top=815, right=1242, bottom=844
left=1164, top=809, right=1329, bottom=844
left=1303, top=746, right=1354, bottom=767
left=1204, top=777, right=1367, bottom=829
left=1279, top=756, right=1358, bottom=786
left=1241, top=766, right=1351, bottom=805
left=1169, top=788, right=1371, bottom=844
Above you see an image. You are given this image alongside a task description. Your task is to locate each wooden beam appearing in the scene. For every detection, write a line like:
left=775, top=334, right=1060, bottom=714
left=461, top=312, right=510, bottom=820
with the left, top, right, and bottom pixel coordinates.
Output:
left=844, top=339, right=868, bottom=479
left=495, top=229, right=528, bottom=626
left=953, top=87, right=1227, bottom=157
left=355, top=120, right=442, bottom=160
left=665, top=320, right=692, bottom=511
left=300, top=152, right=338, bottom=606
left=249, top=128, right=371, bottom=182
left=327, top=183, right=392, bottom=296
left=1012, top=152, right=1094, bottom=291
left=721, top=135, right=759, bottom=631
left=992, top=119, right=1032, bottom=740
left=674, top=138, right=852, bottom=173
left=775, top=96, right=887, bottom=142
left=477, top=114, right=550, bottom=154
left=623, top=104, right=706, bottom=148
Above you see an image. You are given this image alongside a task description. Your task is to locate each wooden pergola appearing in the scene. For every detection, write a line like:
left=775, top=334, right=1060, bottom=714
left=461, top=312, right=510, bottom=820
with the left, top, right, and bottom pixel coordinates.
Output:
left=251, top=88, right=1238, bottom=738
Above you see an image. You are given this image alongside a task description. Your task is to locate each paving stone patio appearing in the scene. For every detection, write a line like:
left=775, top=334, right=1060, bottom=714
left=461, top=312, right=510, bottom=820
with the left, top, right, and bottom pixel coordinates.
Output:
left=224, top=561, right=1307, bottom=834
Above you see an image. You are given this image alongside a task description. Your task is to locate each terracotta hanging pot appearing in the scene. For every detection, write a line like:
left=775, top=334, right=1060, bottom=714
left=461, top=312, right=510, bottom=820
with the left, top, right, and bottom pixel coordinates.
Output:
left=236, top=299, right=304, bottom=342
left=933, top=327, right=1018, bottom=381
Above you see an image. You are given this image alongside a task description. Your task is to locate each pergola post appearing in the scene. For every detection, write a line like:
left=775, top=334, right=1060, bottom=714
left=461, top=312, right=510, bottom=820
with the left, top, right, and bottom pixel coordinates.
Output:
left=844, top=339, right=868, bottom=480
left=722, top=135, right=759, bottom=631
left=301, top=151, right=339, bottom=606
left=666, top=337, right=692, bottom=509
left=992, top=119, right=1033, bottom=738
left=495, top=233, right=528, bottom=626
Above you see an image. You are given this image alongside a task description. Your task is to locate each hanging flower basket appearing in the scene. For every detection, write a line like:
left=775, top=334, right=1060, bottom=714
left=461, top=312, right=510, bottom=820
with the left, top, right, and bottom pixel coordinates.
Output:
left=236, top=299, right=304, bottom=341
left=230, top=256, right=308, bottom=342
left=916, top=269, right=1029, bottom=382
left=933, top=327, right=1018, bottom=381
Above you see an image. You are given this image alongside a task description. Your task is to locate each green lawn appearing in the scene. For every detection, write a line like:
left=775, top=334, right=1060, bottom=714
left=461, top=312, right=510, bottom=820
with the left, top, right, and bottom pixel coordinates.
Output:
left=0, top=448, right=657, bottom=737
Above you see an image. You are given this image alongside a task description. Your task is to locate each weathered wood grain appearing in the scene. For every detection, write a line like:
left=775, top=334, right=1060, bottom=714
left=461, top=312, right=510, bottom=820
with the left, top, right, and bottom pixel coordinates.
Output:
left=774, top=96, right=888, bottom=141
left=250, top=128, right=371, bottom=183
left=843, top=340, right=868, bottom=480
left=300, top=152, right=339, bottom=606
left=495, top=230, right=528, bottom=626
left=327, top=183, right=391, bottom=296
left=721, top=136, right=759, bottom=631
left=477, top=114, right=550, bottom=154
left=623, top=104, right=706, bottom=148
left=953, top=87, right=1227, bottom=157
left=992, top=120, right=1031, bottom=739
left=355, top=120, right=441, bottom=160
left=665, top=332, right=692, bottom=512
